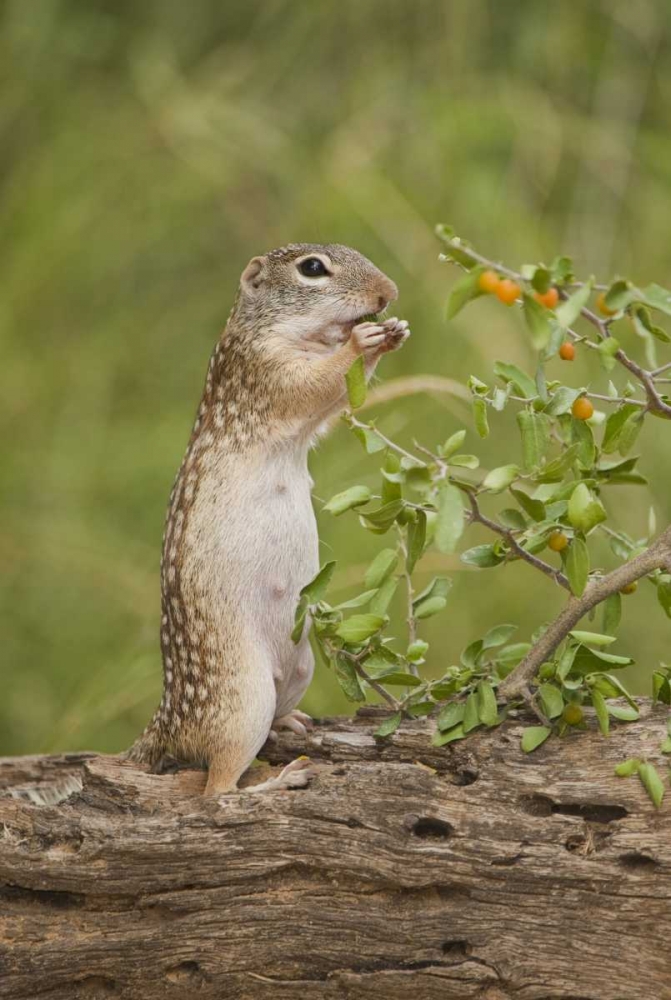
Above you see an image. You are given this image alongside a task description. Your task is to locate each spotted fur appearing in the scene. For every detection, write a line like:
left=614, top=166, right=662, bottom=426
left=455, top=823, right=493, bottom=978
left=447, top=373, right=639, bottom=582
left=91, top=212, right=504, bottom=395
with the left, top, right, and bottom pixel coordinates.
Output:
left=126, top=244, right=405, bottom=793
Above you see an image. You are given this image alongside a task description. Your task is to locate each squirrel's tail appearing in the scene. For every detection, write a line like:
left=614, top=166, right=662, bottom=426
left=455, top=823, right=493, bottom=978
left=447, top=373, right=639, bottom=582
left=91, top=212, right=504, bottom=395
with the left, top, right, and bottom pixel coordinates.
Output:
left=123, top=710, right=166, bottom=767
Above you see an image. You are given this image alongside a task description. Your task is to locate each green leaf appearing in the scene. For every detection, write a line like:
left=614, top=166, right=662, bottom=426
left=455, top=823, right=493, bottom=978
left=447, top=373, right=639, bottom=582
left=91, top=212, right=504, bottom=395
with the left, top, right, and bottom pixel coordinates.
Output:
left=604, top=278, right=636, bottom=311
left=435, top=484, right=465, bottom=554
left=510, top=487, right=546, bottom=521
left=369, top=576, right=398, bottom=616
left=439, top=429, right=467, bottom=458
left=602, top=403, right=641, bottom=454
left=556, top=642, right=578, bottom=681
left=328, top=590, right=378, bottom=611
left=555, top=281, right=592, bottom=328
left=413, top=576, right=452, bottom=607
left=494, top=361, right=537, bottom=399
left=602, top=592, right=622, bottom=635
left=632, top=303, right=670, bottom=343
left=617, top=411, right=644, bottom=457
left=566, top=537, right=589, bottom=596
left=335, top=614, right=387, bottom=644
left=517, top=410, right=551, bottom=470
left=364, top=549, right=398, bottom=589
left=406, top=509, right=427, bottom=573
left=345, top=355, right=367, bottom=409
left=437, top=702, right=466, bottom=731
left=407, top=639, right=429, bottom=663
left=333, top=654, right=365, bottom=702
left=472, top=395, right=489, bottom=438
left=351, top=423, right=387, bottom=454
left=360, top=499, right=404, bottom=530
left=291, top=597, right=309, bottom=643
left=482, top=464, right=519, bottom=493
left=590, top=687, right=610, bottom=736
left=657, top=580, right=671, bottom=620
left=544, top=386, right=581, bottom=417
left=570, top=417, right=596, bottom=468
left=597, top=337, right=620, bottom=372
left=379, top=671, right=423, bottom=687
left=567, top=483, right=607, bottom=534
left=300, top=561, right=337, bottom=603
left=432, top=723, right=466, bottom=746
left=498, top=508, right=527, bottom=530
left=414, top=595, right=448, bottom=619
left=449, top=454, right=480, bottom=469
left=523, top=292, right=551, bottom=349
left=375, top=712, right=402, bottom=738
left=324, top=485, right=372, bottom=516
left=570, top=630, right=617, bottom=647
left=638, top=762, right=665, bottom=808
left=538, top=683, right=564, bottom=720
left=615, top=758, right=641, bottom=777
left=607, top=704, right=639, bottom=722
left=463, top=691, right=480, bottom=733
left=446, top=266, right=486, bottom=319
left=461, top=544, right=505, bottom=568
left=639, top=282, right=671, bottom=317
left=482, top=623, right=518, bottom=649
left=521, top=726, right=552, bottom=752
left=477, top=680, right=499, bottom=727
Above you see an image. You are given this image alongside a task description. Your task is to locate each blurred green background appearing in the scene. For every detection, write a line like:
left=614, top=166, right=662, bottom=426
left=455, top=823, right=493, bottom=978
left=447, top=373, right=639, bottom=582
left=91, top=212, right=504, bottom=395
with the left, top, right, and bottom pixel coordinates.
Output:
left=2, top=0, right=670, bottom=755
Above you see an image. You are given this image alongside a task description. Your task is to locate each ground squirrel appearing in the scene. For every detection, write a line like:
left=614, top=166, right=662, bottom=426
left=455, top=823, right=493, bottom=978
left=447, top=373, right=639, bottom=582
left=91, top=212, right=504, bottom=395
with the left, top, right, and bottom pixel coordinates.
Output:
left=127, top=244, right=410, bottom=794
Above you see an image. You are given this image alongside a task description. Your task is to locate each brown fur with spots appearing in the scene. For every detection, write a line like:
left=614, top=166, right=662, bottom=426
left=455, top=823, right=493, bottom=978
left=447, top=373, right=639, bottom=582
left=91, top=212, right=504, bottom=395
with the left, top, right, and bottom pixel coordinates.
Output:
left=126, top=244, right=409, bottom=793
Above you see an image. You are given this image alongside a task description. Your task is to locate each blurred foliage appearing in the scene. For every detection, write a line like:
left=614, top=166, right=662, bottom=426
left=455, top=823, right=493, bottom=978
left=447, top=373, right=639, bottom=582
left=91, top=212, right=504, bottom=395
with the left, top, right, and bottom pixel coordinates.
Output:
left=2, top=0, right=670, bottom=754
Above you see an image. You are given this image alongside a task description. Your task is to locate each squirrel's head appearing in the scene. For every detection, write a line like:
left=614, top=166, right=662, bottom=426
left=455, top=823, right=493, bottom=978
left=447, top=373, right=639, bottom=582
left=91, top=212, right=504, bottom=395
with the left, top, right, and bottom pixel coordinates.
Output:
left=232, top=243, right=398, bottom=346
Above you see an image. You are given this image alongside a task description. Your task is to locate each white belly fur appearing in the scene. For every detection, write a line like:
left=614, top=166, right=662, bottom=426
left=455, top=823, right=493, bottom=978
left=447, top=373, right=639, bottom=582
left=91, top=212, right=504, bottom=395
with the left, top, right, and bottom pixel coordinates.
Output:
left=184, top=438, right=319, bottom=717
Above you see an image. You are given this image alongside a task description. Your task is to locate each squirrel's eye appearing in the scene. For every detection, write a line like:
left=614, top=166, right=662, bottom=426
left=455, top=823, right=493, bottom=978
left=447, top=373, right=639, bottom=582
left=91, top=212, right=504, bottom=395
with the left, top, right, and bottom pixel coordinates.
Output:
left=298, top=257, right=329, bottom=278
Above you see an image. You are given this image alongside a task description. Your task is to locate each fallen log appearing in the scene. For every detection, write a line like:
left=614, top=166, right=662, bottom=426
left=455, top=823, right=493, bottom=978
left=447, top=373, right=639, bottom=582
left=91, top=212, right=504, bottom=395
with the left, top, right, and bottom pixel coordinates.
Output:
left=1, top=704, right=669, bottom=1000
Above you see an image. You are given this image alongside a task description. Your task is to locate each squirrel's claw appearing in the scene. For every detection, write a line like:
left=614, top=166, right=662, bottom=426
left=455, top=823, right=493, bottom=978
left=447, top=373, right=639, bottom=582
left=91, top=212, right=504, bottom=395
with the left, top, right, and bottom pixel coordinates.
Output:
left=272, top=709, right=314, bottom=739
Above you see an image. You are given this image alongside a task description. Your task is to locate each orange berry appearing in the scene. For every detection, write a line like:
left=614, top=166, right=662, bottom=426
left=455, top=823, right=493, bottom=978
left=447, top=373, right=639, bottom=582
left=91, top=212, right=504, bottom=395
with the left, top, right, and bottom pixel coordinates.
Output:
left=559, top=342, right=575, bottom=361
left=620, top=581, right=638, bottom=595
left=562, top=704, right=584, bottom=726
left=534, top=287, right=559, bottom=309
left=596, top=291, right=617, bottom=317
left=572, top=397, right=594, bottom=421
left=496, top=278, right=521, bottom=305
left=548, top=531, right=569, bottom=553
left=478, top=269, right=501, bottom=294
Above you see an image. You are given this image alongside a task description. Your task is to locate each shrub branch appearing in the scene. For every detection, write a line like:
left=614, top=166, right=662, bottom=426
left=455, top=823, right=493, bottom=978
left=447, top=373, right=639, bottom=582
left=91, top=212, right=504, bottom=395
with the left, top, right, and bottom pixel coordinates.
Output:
left=499, top=526, right=671, bottom=700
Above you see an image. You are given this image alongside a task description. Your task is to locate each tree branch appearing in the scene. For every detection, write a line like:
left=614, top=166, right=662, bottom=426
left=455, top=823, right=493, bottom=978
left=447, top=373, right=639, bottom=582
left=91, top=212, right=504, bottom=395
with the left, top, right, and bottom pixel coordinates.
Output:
left=466, top=492, right=570, bottom=591
left=498, top=526, right=671, bottom=699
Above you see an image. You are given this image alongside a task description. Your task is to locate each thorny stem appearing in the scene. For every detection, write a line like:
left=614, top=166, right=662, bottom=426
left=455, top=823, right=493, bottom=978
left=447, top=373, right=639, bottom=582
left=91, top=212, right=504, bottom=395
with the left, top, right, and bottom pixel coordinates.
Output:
left=324, top=640, right=400, bottom=709
left=396, top=525, right=419, bottom=676
left=466, top=492, right=570, bottom=591
left=499, top=526, right=671, bottom=700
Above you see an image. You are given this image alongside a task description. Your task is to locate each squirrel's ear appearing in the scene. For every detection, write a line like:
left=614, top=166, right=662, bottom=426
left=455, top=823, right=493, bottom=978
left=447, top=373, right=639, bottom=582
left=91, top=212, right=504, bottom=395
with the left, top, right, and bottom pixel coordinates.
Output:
left=240, top=256, right=265, bottom=294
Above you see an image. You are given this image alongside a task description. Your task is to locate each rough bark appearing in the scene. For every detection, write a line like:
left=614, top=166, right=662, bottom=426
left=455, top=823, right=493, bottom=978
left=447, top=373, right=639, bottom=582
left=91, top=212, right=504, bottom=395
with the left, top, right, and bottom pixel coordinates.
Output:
left=1, top=704, right=670, bottom=1000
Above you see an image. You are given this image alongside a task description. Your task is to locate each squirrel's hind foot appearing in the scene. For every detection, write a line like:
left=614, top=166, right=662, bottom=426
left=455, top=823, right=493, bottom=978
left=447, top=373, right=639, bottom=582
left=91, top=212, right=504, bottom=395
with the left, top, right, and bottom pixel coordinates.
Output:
left=271, top=709, right=314, bottom=739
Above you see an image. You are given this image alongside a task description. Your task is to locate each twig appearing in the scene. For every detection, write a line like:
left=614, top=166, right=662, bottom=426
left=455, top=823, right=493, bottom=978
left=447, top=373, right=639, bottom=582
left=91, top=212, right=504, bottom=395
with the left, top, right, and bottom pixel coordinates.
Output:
left=466, top=493, right=569, bottom=590
left=498, top=526, right=671, bottom=699
left=395, top=525, right=419, bottom=676
left=324, top=642, right=400, bottom=709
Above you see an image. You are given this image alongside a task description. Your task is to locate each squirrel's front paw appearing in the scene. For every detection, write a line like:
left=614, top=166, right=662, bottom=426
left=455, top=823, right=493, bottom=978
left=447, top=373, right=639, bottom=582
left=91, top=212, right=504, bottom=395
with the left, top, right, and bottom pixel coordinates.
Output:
left=378, top=317, right=410, bottom=353
left=351, top=320, right=388, bottom=355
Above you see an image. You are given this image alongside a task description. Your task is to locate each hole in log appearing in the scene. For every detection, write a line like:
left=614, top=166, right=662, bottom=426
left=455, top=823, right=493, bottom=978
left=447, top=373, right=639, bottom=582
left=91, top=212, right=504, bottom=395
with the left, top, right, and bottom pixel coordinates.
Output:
left=453, top=767, right=479, bottom=786
left=166, top=961, right=202, bottom=984
left=412, top=817, right=453, bottom=839
left=490, top=853, right=523, bottom=867
left=347, top=817, right=362, bottom=828
left=519, top=794, right=627, bottom=823
left=441, top=940, right=471, bottom=958
left=619, top=852, right=658, bottom=870
left=78, top=976, right=117, bottom=994
left=0, top=885, right=84, bottom=909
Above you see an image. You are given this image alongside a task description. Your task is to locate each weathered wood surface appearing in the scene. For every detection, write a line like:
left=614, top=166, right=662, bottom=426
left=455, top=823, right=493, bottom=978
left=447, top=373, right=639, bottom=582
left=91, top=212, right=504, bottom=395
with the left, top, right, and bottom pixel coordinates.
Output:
left=1, top=704, right=670, bottom=1000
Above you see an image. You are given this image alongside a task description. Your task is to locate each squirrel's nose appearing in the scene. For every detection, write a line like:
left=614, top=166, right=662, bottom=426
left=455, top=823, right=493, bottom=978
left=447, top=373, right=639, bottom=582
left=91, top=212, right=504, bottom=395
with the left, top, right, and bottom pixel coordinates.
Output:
left=377, top=276, right=398, bottom=310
